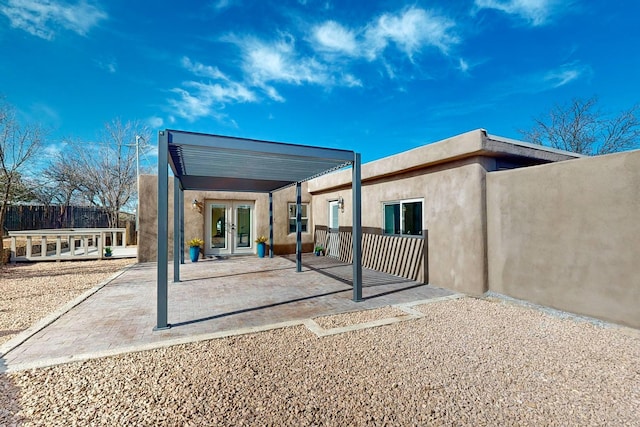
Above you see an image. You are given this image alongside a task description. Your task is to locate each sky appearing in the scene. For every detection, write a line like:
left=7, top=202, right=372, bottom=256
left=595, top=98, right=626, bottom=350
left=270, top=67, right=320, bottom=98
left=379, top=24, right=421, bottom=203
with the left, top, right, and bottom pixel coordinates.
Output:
left=1, top=0, right=639, bottom=166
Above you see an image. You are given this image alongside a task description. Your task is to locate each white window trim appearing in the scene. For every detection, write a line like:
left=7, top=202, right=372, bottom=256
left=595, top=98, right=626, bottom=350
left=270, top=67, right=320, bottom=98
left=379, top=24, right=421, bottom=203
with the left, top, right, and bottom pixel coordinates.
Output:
left=288, top=202, right=310, bottom=234
left=382, top=198, right=424, bottom=237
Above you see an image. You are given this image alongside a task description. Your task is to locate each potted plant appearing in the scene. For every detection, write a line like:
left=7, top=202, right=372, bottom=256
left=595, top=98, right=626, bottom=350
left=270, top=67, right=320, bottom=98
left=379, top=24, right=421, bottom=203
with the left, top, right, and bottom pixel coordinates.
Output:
left=104, top=246, right=113, bottom=257
left=314, top=245, right=324, bottom=256
left=255, top=235, right=268, bottom=258
left=187, top=238, right=204, bottom=262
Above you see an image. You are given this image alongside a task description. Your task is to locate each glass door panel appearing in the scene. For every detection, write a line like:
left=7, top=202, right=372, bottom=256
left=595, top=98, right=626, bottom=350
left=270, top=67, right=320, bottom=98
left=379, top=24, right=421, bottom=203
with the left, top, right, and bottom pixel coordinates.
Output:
left=211, top=205, right=227, bottom=249
left=235, top=205, right=251, bottom=249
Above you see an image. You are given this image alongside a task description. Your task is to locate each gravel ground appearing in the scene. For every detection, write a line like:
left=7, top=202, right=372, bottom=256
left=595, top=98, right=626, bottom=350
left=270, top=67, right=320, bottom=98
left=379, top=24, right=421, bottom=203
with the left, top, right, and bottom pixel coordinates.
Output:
left=0, top=259, right=135, bottom=346
left=314, top=306, right=409, bottom=329
left=1, top=292, right=638, bottom=425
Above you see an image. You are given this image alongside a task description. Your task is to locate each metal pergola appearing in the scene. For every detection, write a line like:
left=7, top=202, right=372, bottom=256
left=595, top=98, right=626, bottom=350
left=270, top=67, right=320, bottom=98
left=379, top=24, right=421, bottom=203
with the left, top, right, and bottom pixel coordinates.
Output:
left=155, top=129, right=362, bottom=330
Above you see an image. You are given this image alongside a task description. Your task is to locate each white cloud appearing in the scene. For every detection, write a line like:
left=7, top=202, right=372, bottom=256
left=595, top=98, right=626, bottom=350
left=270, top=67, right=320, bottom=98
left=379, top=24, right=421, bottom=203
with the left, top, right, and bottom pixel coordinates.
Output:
left=341, top=73, right=362, bottom=87
left=474, top=0, right=564, bottom=26
left=212, top=0, right=232, bottom=10
left=311, top=20, right=358, bottom=55
left=95, top=57, right=117, bottom=73
left=458, top=58, right=470, bottom=73
left=169, top=57, right=257, bottom=122
left=240, top=35, right=330, bottom=87
left=364, top=7, right=459, bottom=60
left=489, top=62, right=590, bottom=99
left=168, top=6, right=461, bottom=123
left=309, top=7, right=459, bottom=64
left=544, top=63, right=588, bottom=88
left=181, top=56, right=227, bottom=80
left=0, top=0, right=107, bottom=40
left=168, top=88, right=212, bottom=122
left=147, top=116, right=164, bottom=129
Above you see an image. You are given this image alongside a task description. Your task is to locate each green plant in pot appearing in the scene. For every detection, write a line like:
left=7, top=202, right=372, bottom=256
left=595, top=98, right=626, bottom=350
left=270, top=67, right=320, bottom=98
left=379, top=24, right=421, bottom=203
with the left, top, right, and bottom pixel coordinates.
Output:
left=188, top=238, right=204, bottom=262
left=314, top=245, right=324, bottom=256
left=104, top=246, right=113, bottom=257
left=255, top=235, right=268, bottom=258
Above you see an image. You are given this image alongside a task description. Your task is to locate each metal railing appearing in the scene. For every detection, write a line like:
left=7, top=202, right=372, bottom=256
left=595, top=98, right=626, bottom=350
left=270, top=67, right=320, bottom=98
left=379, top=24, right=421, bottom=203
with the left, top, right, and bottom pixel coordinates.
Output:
left=8, top=228, right=129, bottom=262
left=315, top=226, right=427, bottom=283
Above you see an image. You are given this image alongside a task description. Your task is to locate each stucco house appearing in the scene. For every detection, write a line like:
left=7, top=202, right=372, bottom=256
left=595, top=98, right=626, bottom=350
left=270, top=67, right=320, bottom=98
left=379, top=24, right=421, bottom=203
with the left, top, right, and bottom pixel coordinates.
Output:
left=139, top=128, right=579, bottom=296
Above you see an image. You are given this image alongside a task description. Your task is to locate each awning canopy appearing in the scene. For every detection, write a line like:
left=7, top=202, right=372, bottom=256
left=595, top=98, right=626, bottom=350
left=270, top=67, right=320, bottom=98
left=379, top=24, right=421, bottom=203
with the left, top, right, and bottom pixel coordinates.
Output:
left=155, top=129, right=363, bottom=331
left=166, top=130, right=355, bottom=192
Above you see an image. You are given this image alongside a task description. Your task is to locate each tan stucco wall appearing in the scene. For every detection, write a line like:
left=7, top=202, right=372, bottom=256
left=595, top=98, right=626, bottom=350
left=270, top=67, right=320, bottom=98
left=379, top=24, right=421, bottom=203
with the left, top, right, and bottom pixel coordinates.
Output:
left=270, top=182, right=314, bottom=254
left=138, top=175, right=313, bottom=262
left=308, top=129, right=578, bottom=193
left=487, top=150, right=640, bottom=328
left=311, top=159, right=489, bottom=295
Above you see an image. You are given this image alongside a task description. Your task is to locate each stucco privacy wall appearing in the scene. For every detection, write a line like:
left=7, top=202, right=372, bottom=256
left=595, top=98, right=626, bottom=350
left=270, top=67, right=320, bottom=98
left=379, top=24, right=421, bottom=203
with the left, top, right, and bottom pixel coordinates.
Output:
left=138, top=175, right=312, bottom=262
left=487, top=150, right=640, bottom=328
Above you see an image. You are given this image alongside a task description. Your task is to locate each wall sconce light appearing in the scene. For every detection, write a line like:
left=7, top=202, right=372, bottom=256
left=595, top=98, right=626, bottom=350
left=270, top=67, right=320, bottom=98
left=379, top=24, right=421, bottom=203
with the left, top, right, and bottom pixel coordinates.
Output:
left=192, top=199, right=203, bottom=213
left=338, top=196, right=345, bottom=213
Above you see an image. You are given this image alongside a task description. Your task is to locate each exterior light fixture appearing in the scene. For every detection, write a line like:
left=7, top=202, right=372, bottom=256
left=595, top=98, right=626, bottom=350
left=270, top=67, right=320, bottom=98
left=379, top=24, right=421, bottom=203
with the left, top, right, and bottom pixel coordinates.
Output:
left=192, top=199, right=203, bottom=212
left=338, top=196, right=345, bottom=213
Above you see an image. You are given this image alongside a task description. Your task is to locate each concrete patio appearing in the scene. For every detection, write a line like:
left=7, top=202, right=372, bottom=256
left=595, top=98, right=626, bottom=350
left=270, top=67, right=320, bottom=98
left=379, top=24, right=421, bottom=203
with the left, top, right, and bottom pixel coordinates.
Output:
left=0, top=254, right=455, bottom=372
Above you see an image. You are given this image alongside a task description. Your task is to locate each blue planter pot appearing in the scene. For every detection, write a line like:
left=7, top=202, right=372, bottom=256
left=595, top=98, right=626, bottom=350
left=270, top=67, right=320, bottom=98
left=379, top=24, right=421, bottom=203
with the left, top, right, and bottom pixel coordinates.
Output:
left=189, top=246, right=200, bottom=262
left=257, top=242, right=266, bottom=258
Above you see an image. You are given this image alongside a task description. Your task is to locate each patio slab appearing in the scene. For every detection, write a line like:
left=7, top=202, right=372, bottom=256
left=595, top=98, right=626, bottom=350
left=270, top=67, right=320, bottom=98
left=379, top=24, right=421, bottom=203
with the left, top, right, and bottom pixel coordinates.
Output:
left=0, top=254, right=454, bottom=371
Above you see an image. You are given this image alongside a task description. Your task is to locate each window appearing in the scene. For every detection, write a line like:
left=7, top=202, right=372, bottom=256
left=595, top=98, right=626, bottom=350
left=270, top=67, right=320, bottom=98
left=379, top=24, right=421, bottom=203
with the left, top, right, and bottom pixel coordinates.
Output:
left=383, top=199, right=423, bottom=236
left=288, top=203, right=309, bottom=233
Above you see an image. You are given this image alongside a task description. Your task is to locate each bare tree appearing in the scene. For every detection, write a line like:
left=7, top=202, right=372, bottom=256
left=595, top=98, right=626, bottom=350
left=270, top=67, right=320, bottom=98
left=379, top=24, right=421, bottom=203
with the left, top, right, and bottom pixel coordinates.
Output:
left=32, top=151, right=86, bottom=227
left=0, top=99, right=44, bottom=253
left=60, top=119, right=151, bottom=228
left=520, top=97, right=640, bottom=155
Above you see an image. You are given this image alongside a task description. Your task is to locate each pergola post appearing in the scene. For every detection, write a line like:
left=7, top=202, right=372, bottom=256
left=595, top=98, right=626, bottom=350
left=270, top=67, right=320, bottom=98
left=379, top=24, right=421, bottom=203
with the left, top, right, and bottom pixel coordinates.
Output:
left=180, top=190, right=185, bottom=265
left=296, top=182, right=302, bottom=272
left=352, top=153, right=362, bottom=301
left=269, top=191, right=274, bottom=258
left=173, top=177, right=181, bottom=283
left=155, top=131, right=170, bottom=330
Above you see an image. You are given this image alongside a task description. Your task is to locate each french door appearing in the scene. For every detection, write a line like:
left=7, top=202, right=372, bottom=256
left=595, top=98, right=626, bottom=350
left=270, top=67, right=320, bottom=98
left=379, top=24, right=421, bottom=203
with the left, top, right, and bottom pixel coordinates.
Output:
left=205, top=201, right=255, bottom=255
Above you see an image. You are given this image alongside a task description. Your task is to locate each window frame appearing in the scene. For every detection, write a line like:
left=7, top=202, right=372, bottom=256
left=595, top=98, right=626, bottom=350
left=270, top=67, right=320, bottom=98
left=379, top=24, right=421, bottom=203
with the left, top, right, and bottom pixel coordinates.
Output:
left=382, top=198, right=424, bottom=237
left=288, top=202, right=310, bottom=234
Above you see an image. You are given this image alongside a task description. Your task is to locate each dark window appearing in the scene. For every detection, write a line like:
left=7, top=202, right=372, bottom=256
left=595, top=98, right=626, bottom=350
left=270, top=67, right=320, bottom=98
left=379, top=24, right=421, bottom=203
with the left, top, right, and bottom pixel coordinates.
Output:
left=383, top=200, right=422, bottom=236
left=288, top=203, right=309, bottom=233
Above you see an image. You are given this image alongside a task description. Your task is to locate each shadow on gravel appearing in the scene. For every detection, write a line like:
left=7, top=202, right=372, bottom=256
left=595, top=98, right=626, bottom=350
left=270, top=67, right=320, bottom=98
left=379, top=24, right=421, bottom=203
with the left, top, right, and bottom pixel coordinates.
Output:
left=0, top=357, right=25, bottom=425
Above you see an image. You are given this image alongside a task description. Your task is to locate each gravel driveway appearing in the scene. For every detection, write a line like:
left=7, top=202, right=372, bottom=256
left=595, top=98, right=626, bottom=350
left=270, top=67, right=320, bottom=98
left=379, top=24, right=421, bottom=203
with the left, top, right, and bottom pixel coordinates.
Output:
left=1, top=260, right=638, bottom=427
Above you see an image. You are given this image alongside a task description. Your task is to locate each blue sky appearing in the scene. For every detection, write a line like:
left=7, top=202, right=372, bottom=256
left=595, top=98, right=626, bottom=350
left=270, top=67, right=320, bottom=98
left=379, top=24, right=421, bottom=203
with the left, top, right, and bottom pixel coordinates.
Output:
left=1, top=0, right=639, bottom=165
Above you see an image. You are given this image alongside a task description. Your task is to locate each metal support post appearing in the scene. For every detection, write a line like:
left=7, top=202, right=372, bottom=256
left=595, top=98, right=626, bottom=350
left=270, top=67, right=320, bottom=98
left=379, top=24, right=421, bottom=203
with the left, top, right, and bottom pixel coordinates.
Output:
left=180, top=191, right=185, bottom=264
left=296, top=182, right=302, bottom=272
left=269, top=192, right=274, bottom=258
left=352, top=153, right=363, bottom=302
left=173, top=177, right=181, bottom=283
left=155, top=130, right=170, bottom=330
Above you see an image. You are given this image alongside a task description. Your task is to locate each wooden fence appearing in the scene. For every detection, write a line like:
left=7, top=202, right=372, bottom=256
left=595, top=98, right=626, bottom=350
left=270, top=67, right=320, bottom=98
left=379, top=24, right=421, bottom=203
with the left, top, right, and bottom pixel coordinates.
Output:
left=2, top=205, right=111, bottom=232
left=315, top=226, right=428, bottom=283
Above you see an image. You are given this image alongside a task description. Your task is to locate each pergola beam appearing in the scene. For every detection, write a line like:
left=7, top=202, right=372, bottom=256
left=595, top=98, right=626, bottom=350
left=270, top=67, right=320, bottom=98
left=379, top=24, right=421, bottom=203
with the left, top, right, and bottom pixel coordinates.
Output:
left=154, top=129, right=363, bottom=331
